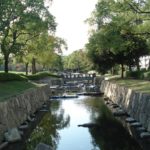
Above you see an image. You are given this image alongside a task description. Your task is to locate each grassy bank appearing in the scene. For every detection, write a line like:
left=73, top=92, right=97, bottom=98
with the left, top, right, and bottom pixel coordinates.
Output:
left=110, top=78, right=150, bottom=93
left=0, top=81, right=44, bottom=102
left=0, top=71, right=59, bottom=102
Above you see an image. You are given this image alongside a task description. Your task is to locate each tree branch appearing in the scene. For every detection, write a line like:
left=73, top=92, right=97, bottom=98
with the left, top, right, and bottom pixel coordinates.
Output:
left=127, top=2, right=150, bottom=14
left=24, top=33, right=40, bottom=45
left=16, top=32, right=34, bottom=39
left=131, top=32, right=150, bottom=37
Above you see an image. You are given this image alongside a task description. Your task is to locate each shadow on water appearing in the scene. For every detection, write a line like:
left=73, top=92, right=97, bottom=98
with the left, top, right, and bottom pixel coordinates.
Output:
left=26, top=100, right=70, bottom=150
left=79, top=97, right=143, bottom=150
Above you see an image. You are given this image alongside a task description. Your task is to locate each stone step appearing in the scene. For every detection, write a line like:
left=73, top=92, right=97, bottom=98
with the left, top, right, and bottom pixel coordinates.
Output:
left=136, top=127, right=146, bottom=132
left=113, top=109, right=127, bottom=116
left=130, top=122, right=142, bottom=127
left=39, top=109, right=49, bottom=112
left=19, top=122, right=28, bottom=129
left=140, top=132, right=150, bottom=139
left=112, top=104, right=119, bottom=108
left=27, top=116, right=35, bottom=122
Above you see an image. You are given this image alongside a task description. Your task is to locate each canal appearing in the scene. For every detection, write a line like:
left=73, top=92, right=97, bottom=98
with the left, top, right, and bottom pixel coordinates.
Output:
left=25, top=96, right=142, bottom=150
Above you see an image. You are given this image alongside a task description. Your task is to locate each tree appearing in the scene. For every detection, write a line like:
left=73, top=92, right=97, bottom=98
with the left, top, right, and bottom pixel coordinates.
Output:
left=86, top=0, right=149, bottom=78
left=63, top=49, right=93, bottom=72
left=17, top=33, right=67, bottom=74
left=37, top=36, right=66, bottom=72
left=0, top=0, right=56, bottom=73
left=48, top=54, right=64, bottom=71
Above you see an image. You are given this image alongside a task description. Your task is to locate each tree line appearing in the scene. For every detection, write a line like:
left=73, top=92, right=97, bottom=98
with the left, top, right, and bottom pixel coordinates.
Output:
left=86, top=0, right=150, bottom=78
left=63, top=49, right=93, bottom=73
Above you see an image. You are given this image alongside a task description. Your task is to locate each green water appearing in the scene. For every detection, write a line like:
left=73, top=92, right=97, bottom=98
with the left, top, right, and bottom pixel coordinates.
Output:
left=26, top=96, right=142, bottom=150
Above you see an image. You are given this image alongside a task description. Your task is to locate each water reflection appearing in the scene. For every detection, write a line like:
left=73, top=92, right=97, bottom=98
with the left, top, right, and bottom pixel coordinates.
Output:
left=26, top=96, right=143, bottom=150
left=26, top=101, right=70, bottom=150
left=78, top=97, right=142, bottom=150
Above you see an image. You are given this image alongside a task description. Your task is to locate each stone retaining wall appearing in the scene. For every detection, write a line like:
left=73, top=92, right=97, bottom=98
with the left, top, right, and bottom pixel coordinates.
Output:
left=35, top=77, right=63, bottom=86
left=100, top=80, right=150, bottom=132
left=0, top=85, right=50, bottom=142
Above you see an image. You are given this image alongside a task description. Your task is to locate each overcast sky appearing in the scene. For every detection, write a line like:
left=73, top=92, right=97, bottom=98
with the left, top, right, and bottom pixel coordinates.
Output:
left=50, top=0, right=97, bottom=55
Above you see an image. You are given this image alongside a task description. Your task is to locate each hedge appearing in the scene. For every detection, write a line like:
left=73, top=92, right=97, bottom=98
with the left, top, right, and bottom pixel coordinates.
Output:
left=26, top=72, right=60, bottom=80
left=0, top=73, right=28, bottom=81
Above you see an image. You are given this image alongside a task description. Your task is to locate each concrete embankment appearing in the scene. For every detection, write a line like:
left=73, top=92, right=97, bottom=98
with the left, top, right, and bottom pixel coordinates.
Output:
left=100, top=80, right=150, bottom=132
left=0, top=85, right=50, bottom=142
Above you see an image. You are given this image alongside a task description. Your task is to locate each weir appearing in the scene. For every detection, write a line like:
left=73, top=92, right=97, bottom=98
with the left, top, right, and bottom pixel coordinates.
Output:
left=62, top=73, right=96, bottom=84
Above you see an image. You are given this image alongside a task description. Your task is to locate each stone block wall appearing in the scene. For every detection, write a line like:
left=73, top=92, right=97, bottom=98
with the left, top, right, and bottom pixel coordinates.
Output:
left=0, top=85, right=50, bottom=142
left=35, top=77, right=63, bottom=86
left=100, top=80, right=150, bottom=132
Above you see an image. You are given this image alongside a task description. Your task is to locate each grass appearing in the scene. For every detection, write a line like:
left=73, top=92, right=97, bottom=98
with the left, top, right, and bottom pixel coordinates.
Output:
left=104, top=74, right=120, bottom=80
left=110, top=78, right=150, bottom=93
left=0, top=71, right=58, bottom=102
left=0, top=81, right=45, bottom=102
left=0, top=71, right=28, bottom=74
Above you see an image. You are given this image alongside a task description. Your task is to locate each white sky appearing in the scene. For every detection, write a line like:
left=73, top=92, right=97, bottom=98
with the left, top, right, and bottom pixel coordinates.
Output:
left=50, top=0, right=97, bottom=55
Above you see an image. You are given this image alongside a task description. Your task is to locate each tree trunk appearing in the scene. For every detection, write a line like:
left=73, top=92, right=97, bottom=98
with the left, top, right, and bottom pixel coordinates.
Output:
left=136, top=58, right=140, bottom=71
left=4, top=54, right=9, bottom=73
left=111, top=67, right=114, bottom=75
left=121, top=63, right=124, bottom=78
left=25, top=62, right=29, bottom=75
left=129, top=64, right=132, bottom=72
left=32, top=57, right=36, bottom=74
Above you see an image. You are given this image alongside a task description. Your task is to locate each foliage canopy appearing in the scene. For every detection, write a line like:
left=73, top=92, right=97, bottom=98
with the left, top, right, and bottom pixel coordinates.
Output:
left=86, top=0, right=150, bottom=77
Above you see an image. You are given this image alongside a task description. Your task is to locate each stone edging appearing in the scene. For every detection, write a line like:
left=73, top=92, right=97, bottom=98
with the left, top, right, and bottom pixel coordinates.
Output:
left=100, top=80, right=150, bottom=132
left=0, top=85, right=50, bottom=142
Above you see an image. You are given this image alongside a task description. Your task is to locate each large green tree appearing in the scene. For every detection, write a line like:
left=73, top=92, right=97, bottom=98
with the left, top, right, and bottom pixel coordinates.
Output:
left=17, top=33, right=67, bottom=74
left=0, top=0, right=56, bottom=73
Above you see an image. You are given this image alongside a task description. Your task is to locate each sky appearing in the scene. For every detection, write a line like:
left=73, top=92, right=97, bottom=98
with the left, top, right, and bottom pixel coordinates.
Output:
left=50, top=0, right=97, bottom=56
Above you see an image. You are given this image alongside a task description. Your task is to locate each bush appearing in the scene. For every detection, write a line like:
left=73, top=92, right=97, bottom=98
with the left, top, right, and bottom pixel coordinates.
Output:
left=26, top=72, right=60, bottom=80
left=0, top=73, right=28, bottom=82
left=126, top=70, right=144, bottom=79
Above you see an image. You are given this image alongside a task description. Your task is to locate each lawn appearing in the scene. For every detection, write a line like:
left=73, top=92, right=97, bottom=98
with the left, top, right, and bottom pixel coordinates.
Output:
left=0, top=81, right=44, bottom=102
left=110, top=78, right=150, bottom=93
left=0, top=71, right=27, bottom=74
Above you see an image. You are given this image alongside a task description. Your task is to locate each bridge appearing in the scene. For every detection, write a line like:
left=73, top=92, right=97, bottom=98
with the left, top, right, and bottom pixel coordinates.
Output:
left=62, top=73, right=96, bottom=84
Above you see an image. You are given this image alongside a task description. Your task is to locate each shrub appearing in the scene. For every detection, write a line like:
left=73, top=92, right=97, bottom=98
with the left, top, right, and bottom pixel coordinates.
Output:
left=0, top=73, right=28, bottom=82
left=26, top=72, right=60, bottom=80
left=126, top=70, right=144, bottom=79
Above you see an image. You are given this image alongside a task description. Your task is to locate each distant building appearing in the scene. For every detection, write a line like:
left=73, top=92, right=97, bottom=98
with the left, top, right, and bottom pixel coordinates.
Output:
left=140, top=56, right=150, bottom=70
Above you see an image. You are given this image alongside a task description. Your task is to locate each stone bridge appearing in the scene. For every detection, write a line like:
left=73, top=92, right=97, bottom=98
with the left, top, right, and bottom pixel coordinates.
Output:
left=62, top=73, right=96, bottom=83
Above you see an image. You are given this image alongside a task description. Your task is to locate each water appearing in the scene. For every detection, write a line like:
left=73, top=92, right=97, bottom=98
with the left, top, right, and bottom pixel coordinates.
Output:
left=26, top=96, right=142, bottom=150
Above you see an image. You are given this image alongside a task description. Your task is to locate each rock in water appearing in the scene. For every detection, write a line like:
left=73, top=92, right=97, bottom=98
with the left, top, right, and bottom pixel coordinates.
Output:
left=35, top=143, right=52, bottom=150
left=78, top=123, right=99, bottom=128
left=140, top=132, right=150, bottom=139
left=27, top=116, right=35, bottom=122
left=130, top=122, right=142, bottom=127
left=125, top=117, right=136, bottom=123
left=0, top=142, right=8, bottom=149
left=19, top=122, right=28, bottom=129
left=136, top=127, right=146, bottom=132
left=4, top=128, right=21, bottom=142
